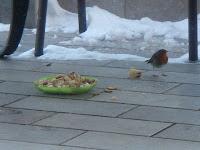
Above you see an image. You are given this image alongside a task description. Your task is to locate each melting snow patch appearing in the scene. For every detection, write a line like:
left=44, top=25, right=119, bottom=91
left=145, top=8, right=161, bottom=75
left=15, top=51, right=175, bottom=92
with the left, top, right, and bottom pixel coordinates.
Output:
left=13, top=45, right=200, bottom=64
left=14, top=45, right=146, bottom=61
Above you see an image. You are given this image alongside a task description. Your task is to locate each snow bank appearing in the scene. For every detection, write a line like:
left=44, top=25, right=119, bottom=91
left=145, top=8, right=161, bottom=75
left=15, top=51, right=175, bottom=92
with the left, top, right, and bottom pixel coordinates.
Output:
left=14, top=44, right=199, bottom=64
left=45, top=0, right=78, bottom=33
left=81, top=6, right=193, bottom=42
left=46, top=2, right=194, bottom=42
left=14, top=45, right=146, bottom=61
left=170, top=46, right=200, bottom=63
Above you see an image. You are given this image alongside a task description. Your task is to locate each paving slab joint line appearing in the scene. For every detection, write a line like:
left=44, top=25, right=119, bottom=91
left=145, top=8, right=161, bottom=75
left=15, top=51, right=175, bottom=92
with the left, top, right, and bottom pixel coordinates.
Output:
left=30, top=123, right=176, bottom=138
left=152, top=135, right=200, bottom=143
left=1, top=121, right=199, bottom=144
left=5, top=103, right=139, bottom=118
left=0, top=138, right=70, bottom=147
left=0, top=81, right=5, bottom=83
left=45, top=63, right=52, bottom=67
left=150, top=123, right=176, bottom=137
left=7, top=104, right=200, bottom=126
left=1, top=95, right=29, bottom=107
left=59, top=131, right=88, bottom=146
left=161, top=83, right=182, bottom=94
left=101, top=60, right=116, bottom=67
left=29, top=112, right=58, bottom=125
left=115, top=105, right=141, bottom=117
left=4, top=106, right=190, bottom=125
left=63, top=145, right=108, bottom=150
left=162, top=92, right=200, bottom=98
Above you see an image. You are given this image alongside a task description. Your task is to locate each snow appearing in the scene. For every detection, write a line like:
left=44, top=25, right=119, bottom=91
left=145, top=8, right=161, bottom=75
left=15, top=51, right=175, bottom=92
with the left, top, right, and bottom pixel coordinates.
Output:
left=14, top=45, right=146, bottom=61
left=46, top=0, right=192, bottom=42
left=81, top=7, right=189, bottom=42
left=169, top=46, right=200, bottom=63
left=13, top=44, right=199, bottom=64
left=45, top=0, right=78, bottom=33
left=0, top=23, right=10, bottom=32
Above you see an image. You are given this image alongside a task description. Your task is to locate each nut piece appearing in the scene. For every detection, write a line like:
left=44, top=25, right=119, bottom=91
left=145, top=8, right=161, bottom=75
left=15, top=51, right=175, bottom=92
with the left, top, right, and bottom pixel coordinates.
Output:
left=106, top=86, right=118, bottom=90
left=104, top=89, right=113, bottom=93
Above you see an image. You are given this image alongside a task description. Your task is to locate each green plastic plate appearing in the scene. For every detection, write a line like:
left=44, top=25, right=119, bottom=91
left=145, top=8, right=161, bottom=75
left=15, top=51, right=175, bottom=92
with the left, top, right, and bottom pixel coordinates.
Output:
left=34, top=75, right=97, bottom=95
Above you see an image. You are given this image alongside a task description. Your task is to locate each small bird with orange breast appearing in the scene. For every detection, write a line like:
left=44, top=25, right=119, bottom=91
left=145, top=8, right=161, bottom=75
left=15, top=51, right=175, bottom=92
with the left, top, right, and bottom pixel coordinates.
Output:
left=145, top=49, right=168, bottom=76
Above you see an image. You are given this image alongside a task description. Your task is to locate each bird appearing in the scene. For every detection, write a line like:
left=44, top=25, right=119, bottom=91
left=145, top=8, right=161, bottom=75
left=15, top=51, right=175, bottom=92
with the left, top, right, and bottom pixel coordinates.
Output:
left=145, top=49, right=168, bottom=77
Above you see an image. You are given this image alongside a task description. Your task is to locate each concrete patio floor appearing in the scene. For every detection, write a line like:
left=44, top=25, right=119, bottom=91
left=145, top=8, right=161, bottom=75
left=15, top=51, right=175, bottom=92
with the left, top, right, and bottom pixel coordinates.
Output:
left=0, top=58, right=200, bottom=150
left=0, top=27, right=199, bottom=149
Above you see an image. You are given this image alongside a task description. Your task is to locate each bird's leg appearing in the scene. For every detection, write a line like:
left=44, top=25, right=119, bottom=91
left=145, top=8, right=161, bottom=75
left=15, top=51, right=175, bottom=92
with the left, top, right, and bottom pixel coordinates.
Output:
left=160, top=67, right=167, bottom=76
left=152, top=66, right=159, bottom=77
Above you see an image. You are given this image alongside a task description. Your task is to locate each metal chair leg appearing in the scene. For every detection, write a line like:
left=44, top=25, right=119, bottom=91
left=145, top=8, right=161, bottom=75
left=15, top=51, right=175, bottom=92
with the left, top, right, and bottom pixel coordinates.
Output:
left=0, top=0, right=29, bottom=57
left=78, top=0, right=87, bottom=33
left=189, top=0, right=198, bottom=62
left=35, top=0, right=48, bottom=57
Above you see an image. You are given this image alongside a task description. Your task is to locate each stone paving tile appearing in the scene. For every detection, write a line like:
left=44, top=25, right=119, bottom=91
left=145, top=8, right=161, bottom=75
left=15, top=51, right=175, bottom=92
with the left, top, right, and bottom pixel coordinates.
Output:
left=35, top=113, right=171, bottom=136
left=65, top=131, right=200, bottom=150
left=0, top=93, right=25, bottom=106
left=8, top=96, right=134, bottom=117
left=0, top=107, right=54, bottom=124
left=107, top=60, right=200, bottom=74
left=33, top=62, right=199, bottom=84
left=0, top=123, right=84, bottom=144
left=90, top=91, right=200, bottom=110
left=96, top=77, right=179, bottom=93
left=165, top=84, right=200, bottom=97
left=107, top=60, right=151, bottom=69
left=142, top=71, right=200, bottom=84
left=0, top=70, right=51, bottom=82
left=119, top=106, right=200, bottom=125
left=0, top=79, right=178, bottom=98
left=49, top=60, right=112, bottom=67
left=0, top=140, right=96, bottom=150
left=155, top=124, right=200, bottom=142
left=0, top=81, right=102, bottom=99
left=0, top=60, right=49, bottom=71
left=0, top=81, right=50, bottom=95
left=37, top=63, right=128, bottom=78
left=161, top=63, right=200, bottom=74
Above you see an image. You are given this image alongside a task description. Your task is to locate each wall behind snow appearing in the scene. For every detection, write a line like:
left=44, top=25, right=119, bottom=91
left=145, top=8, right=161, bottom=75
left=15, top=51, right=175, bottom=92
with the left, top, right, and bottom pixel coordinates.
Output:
left=58, top=0, right=200, bottom=21
left=0, top=0, right=37, bottom=28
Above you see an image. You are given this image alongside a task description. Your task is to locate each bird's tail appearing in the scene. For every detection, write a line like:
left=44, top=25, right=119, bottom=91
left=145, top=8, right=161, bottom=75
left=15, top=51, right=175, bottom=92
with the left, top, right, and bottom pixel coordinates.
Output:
left=145, top=59, right=150, bottom=63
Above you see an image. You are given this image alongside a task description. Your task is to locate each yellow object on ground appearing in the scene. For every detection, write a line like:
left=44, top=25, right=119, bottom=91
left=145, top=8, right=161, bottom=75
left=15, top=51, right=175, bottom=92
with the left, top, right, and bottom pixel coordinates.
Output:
left=128, top=68, right=142, bottom=79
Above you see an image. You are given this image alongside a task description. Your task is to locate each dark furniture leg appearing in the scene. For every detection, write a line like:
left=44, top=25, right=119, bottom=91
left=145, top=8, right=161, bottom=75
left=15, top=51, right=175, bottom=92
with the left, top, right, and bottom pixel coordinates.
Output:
left=0, top=0, right=29, bottom=57
left=78, top=0, right=87, bottom=33
left=189, top=0, right=198, bottom=62
left=35, top=0, right=48, bottom=57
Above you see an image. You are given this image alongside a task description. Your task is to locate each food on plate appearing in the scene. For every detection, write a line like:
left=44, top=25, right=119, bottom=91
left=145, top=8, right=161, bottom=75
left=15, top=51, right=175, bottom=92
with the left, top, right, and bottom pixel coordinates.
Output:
left=38, top=72, right=96, bottom=88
